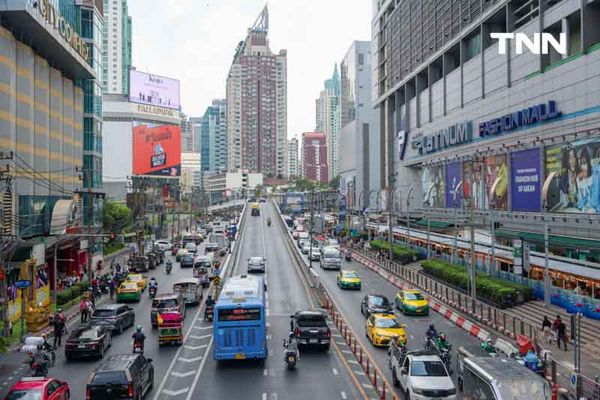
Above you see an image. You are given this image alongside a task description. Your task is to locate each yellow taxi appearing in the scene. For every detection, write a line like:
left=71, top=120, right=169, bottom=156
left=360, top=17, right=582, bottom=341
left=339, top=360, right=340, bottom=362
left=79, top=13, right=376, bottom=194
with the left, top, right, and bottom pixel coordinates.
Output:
left=125, top=273, right=147, bottom=291
left=394, top=289, right=429, bottom=315
left=116, top=282, right=142, bottom=302
left=365, top=313, right=407, bottom=347
left=336, top=270, right=362, bottom=290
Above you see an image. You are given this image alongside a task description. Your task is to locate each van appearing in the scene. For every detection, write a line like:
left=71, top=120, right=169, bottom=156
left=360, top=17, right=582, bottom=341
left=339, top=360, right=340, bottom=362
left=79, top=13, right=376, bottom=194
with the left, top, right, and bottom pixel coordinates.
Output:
left=457, top=356, right=551, bottom=400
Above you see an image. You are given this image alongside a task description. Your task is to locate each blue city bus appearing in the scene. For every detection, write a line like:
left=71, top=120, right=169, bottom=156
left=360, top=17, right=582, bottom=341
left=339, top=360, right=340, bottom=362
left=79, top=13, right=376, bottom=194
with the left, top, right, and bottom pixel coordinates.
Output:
left=213, top=274, right=267, bottom=361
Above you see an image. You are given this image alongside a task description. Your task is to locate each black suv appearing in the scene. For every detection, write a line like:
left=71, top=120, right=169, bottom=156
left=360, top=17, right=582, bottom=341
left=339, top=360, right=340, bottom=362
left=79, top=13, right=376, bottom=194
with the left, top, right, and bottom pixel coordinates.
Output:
left=360, top=294, right=394, bottom=317
left=290, top=310, right=331, bottom=351
left=180, top=254, right=194, bottom=268
left=90, top=304, right=135, bottom=334
left=87, top=354, right=153, bottom=400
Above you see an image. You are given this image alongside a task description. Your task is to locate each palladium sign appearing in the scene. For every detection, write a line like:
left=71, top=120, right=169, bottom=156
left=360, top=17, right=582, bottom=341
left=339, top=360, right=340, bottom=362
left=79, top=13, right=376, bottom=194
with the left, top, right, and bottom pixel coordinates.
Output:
left=411, top=121, right=473, bottom=155
left=35, top=0, right=89, bottom=60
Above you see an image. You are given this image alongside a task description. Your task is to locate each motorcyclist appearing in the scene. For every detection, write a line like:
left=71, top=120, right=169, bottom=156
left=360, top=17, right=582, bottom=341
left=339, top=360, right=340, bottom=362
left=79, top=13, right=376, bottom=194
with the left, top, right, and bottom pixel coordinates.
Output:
left=267, top=217, right=272, bottom=226
left=435, top=333, right=451, bottom=351
left=148, top=277, right=158, bottom=289
left=132, top=325, right=146, bottom=352
left=481, top=338, right=496, bottom=353
left=41, top=333, right=52, bottom=351
left=283, top=331, right=299, bottom=358
left=204, top=295, right=215, bottom=320
left=30, top=345, right=51, bottom=376
left=425, top=324, right=438, bottom=348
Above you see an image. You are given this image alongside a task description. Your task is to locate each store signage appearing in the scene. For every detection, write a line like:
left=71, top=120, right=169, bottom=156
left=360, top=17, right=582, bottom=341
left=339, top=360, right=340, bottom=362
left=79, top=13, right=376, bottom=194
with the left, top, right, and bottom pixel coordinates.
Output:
left=479, top=101, right=560, bottom=137
left=136, top=104, right=178, bottom=118
left=15, top=280, right=31, bottom=289
left=411, top=121, right=472, bottom=155
left=35, top=0, right=89, bottom=60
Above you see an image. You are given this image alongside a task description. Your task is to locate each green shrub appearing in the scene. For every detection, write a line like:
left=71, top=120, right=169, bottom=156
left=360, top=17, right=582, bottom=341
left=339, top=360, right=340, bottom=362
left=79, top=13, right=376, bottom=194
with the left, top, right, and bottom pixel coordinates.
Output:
left=370, top=240, right=421, bottom=265
left=57, top=289, right=72, bottom=306
left=70, top=285, right=81, bottom=298
left=421, top=259, right=532, bottom=305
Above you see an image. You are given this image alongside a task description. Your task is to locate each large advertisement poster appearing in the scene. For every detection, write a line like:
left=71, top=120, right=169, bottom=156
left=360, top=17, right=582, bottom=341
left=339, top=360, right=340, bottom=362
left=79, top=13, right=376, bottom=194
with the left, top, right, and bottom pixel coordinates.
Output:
left=133, top=125, right=181, bottom=176
left=545, top=137, right=600, bottom=213
left=129, top=70, right=180, bottom=110
left=445, top=162, right=462, bottom=208
left=422, top=165, right=445, bottom=207
left=463, top=161, right=485, bottom=209
left=510, top=148, right=541, bottom=212
left=484, top=155, right=508, bottom=210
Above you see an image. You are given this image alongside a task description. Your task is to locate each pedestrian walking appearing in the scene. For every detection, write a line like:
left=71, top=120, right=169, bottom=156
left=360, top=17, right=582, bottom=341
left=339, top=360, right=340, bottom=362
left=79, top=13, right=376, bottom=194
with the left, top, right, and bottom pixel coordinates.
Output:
left=552, top=315, right=561, bottom=345
left=557, top=319, right=568, bottom=351
left=541, top=315, right=552, bottom=344
left=53, top=309, right=66, bottom=348
left=80, top=298, right=89, bottom=323
left=110, top=278, right=116, bottom=300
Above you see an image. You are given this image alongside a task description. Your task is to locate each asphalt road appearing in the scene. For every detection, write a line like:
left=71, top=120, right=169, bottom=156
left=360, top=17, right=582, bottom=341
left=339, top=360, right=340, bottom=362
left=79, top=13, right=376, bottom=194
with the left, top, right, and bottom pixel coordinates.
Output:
left=187, top=202, right=365, bottom=400
left=0, top=245, right=211, bottom=399
left=308, top=246, right=483, bottom=399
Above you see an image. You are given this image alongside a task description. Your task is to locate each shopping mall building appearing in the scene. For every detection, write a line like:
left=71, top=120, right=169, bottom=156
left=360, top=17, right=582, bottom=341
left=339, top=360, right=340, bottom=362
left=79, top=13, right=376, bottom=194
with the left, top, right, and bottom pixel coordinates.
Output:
left=373, top=0, right=600, bottom=291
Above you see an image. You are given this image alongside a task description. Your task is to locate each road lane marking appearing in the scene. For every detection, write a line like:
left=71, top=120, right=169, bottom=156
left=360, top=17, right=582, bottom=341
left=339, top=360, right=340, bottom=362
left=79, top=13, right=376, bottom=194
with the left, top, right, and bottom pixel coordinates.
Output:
left=347, top=360, right=359, bottom=364
left=263, top=368, right=268, bottom=376
left=162, top=388, right=189, bottom=396
left=171, top=371, right=195, bottom=378
left=353, top=370, right=365, bottom=376
left=341, top=391, right=347, bottom=400
left=342, top=349, right=353, bottom=354
left=190, top=333, right=212, bottom=340
left=331, top=338, right=369, bottom=400
left=184, top=336, right=214, bottom=400
left=262, top=394, right=267, bottom=400
left=184, top=344, right=207, bottom=350
left=193, top=325, right=212, bottom=330
left=178, top=356, right=203, bottom=363
left=332, top=368, right=338, bottom=375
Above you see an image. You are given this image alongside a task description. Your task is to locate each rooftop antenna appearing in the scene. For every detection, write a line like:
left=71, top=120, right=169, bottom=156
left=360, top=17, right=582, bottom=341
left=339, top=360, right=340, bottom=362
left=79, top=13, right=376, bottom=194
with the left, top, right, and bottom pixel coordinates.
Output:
left=251, top=4, right=269, bottom=32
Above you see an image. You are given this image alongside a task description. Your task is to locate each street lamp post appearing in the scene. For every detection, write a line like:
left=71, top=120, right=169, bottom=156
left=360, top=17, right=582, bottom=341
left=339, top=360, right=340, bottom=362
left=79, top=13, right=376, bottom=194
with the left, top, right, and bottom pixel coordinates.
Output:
left=451, top=181, right=463, bottom=265
left=406, top=185, right=414, bottom=249
left=387, top=185, right=396, bottom=261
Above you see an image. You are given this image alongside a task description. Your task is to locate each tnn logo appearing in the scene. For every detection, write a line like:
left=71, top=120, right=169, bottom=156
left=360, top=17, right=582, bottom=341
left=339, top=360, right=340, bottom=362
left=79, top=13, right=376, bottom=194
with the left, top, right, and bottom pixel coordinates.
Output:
left=491, top=33, right=567, bottom=55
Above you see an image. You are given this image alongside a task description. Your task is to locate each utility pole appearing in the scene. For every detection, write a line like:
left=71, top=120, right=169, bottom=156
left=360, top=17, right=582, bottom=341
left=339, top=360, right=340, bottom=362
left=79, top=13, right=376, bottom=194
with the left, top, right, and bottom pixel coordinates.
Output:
left=387, top=175, right=396, bottom=260
left=406, top=185, right=413, bottom=249
left=451, top=182, right=463, bottom=265
left=468, top=159, right=478, bottom=300
left=309, top=188, right=315, bottom=266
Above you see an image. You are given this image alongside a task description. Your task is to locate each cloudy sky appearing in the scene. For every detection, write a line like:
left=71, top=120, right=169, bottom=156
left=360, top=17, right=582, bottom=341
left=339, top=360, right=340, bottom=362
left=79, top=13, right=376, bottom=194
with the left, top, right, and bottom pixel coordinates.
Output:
left=128, top=0, right=372, bottom=139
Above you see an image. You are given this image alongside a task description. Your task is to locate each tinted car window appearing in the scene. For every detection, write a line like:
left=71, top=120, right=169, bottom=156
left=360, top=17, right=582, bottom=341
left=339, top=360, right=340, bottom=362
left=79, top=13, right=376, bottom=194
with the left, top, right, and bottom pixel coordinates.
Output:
left=410, top=360, right=448, bottom=377
left=74, top=327, right=102, bottom=340
left=368, top=296, right=390, bottom=307
left=405, top=292, right=425, bottom=300
left=152, top=299, right=178, bottom=308
left=93, top=309, right=117, bottom=318
left=91, top=371, right=128, bottom=384
left=296, top=316, right=327, bottom=327
left=375, top=318, right=400, bottom=328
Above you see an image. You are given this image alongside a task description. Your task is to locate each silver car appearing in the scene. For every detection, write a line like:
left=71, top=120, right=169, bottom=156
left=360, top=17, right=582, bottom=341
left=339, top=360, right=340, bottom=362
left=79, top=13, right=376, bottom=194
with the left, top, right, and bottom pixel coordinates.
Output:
left=247, top=256, right=266, bottom=273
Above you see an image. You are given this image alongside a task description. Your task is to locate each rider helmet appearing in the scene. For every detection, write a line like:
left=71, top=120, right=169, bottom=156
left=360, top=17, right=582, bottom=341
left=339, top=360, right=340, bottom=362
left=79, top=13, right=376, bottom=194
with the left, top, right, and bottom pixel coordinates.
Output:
left=429, top=324, right=435, bottom=330
left=487, top=338, right=493, bottom=345
left=289, top=331, right=294, bottom=339
left=57, top=308, right=63, bottom=313
left=136, top=325, right=142, bottom=332
left=439, top=333, right=446, bottom=340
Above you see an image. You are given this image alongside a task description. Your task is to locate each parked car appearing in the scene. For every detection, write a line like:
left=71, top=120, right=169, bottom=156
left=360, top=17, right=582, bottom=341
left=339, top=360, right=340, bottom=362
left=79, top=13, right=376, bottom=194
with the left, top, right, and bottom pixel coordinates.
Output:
left=154, top=240, right=172, bottom=251
left=86, top=354, right=154, bottom=400
left=391, top=351, right=456, bottom=399
left=65, top=324, right=112, bottom=360
left=90, top=304, right=135, bottom=334
left=361, top=294, right=394, bottom=317
left=247, top=257, right=266, bottom=273
left=5, top=377, right=70, bottom=400
left=290, top=310, right=330, bottom=351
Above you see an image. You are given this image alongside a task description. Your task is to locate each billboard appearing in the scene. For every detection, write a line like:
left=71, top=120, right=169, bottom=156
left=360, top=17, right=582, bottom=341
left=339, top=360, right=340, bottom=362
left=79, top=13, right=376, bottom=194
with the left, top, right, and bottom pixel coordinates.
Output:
left=484, top=155, right=508, bottom=210
left=132, top=124, right=181, bottom=177
left=545, top=137, right=600, bottom=213
left=510, top=148, right=541, bottom=212
left=129, top=70, right=180, bottom=110
left=422, top=165, right=445, bottom=208
left=445, top=162, right=462, bottom=208
left=463, top=160, right=485, bottom=210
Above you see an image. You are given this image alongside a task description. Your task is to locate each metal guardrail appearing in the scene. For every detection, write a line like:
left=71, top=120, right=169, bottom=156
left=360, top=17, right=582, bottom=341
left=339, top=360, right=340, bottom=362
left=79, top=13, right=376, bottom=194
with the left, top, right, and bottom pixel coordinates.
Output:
left=272, top=202, right=396, bottom=400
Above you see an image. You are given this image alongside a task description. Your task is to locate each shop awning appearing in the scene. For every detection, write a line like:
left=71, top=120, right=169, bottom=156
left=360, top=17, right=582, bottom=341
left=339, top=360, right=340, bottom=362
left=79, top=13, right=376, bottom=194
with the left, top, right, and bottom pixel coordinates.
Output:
left=416, top=220, right=452, bottom=229
left=496, top=229, right=600, bottom=251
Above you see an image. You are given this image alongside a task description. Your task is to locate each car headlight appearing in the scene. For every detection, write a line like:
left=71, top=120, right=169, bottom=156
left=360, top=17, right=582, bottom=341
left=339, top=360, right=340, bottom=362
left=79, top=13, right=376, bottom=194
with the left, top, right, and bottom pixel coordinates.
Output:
left=412, top=387, right=425, bottom=395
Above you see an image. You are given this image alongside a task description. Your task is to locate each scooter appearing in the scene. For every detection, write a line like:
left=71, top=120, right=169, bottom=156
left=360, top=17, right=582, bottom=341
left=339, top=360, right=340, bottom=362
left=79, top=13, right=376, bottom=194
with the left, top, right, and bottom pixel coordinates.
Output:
left=132, top=341, right=144, bottom=354
left=345, top=251, right=352, bottom=262
left=148, top=286, right=157, bottom=298
left=204, top=305, right=214, bottom=322
left=166, top=261, right=173, bottom=274
left=283, top=339, right=298, bottom=369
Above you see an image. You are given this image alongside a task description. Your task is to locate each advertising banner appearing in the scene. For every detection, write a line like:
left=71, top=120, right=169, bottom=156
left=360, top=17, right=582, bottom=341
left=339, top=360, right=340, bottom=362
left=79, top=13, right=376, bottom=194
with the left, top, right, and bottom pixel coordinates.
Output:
left=445, top=162, right=462, bottom=208
left=422, top=165, right=445, bottom=207
left=8, top=297, right=21, bottom=323
left=510, top=148, right=541, bottom=212
left=132, top=125, right=181, bottom=177
left=35, top=286, right=50, bottom=308
left=129, top=70, right=180, bottom=110
left=463, top=160, right=485, bottom=210
left=484, top=155, right=508, bottom=210
left=545, top=137, right=600, bottom=214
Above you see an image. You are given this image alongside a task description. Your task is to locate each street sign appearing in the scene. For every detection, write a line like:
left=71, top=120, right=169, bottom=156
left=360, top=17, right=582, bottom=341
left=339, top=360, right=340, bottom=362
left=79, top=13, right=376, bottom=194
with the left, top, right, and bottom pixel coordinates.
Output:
left=15, top=280, right=31, bottom=289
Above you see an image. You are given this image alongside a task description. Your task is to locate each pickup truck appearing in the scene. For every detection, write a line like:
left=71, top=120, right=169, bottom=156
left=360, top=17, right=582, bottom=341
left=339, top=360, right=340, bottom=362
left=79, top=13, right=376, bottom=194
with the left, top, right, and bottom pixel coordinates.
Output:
left=290, top=310, right=330, bottom=352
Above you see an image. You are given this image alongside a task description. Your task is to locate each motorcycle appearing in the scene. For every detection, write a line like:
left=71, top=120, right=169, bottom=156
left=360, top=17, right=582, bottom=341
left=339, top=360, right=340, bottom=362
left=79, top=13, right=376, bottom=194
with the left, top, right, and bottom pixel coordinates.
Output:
left=345, top=252, right=352, bottom=262
left=132, top=341, right=144, bottom=354
left=204, top=305, right=214, bottom=322
left=283, top=339, right=298, bottom=369
left=166, top=261, right=173, bottom=274
left=267, top=218, right=272, bottom=227
left=26, top=354, right=50, bottom=377
left=438, top=346, right=453, bottom=374
left=149, top=285, right=157, bottom=298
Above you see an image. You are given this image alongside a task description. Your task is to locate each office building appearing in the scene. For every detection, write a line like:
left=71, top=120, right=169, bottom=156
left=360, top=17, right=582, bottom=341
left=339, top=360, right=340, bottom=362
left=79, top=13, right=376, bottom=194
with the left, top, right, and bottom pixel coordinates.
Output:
left=338, top=40, right=380, bottom=210
left=180, top=112, right=194, bottom=152
left=315, top=64, right=340, bottom=180
left=226, top=6, right=288, bottom=177
left=181, top=152, right=202, bottom=191
left=287, top=136, right=299, bottom=178
left=200, top=99, right=228, bottom=174
left=302, top=132, right=328, bottom=184
left=372, top=0, right=600, bottom=280
left=102, top=0, right=132, bottom=94
left=205, top=170, right=263, bottom=204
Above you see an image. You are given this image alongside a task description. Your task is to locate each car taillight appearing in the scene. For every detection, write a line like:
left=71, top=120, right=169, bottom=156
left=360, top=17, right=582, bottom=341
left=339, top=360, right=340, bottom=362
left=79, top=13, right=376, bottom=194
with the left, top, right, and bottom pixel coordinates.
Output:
left=326, top=328, right=331, bottom=338
left=128, top=383, right=134, bottom=398
left=86, top=387, right=91, bottom=400
left=294, top=327, right=300, bottom=337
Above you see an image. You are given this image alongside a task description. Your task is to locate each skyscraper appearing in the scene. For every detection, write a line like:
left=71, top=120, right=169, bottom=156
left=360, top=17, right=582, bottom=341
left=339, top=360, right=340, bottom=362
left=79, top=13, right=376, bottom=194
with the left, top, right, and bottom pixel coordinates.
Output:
left=102, top=0, right=132, bottom=94
left=301, top=132, right=328, bottom=184
left=315, top=64, right=340, bottom=181
left=180, top=112, right=194, bottom=152
left=287, top=136, right=299, bottom=178
left=226, top=6, right=288, bottom=178
left=200, top=99, right=228, bottom=173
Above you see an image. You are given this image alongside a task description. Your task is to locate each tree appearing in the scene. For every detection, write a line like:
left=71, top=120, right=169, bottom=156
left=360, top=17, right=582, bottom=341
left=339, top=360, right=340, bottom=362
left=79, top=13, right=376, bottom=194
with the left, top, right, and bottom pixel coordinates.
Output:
left=293, top=178, right=316, bottom=192
left=103, top=200, right=132, bottom=234
left=329, top=175, right=341, bottom=190
left=253, top=185, right=264, bottom=198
